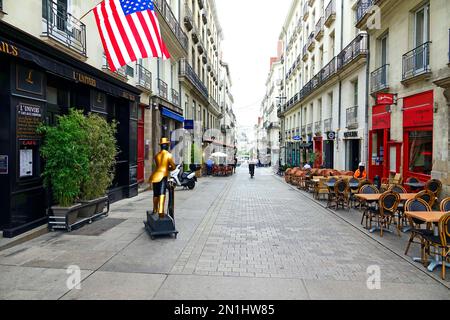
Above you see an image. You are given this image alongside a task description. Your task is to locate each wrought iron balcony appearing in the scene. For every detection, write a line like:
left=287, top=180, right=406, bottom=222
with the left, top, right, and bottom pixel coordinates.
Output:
left=171, top=89, right=180, bottom=106
left=307, top=32, right=316, bottom=52
left=102, top=56, right=127, bottom=79
left=370, top=64, right=389, bottom=93
left=320, top=57, right=336, bottom=82
left=356, top=0, right=374, bottom=26
left=325, top=0, right=336, bottom=27
left=315, top=17, right=324, bottom=41
left=302, top=44, right=309, bottom=61
left=136, top=64, right=152, bottom=92
left=183, top=3, right=194, bottom=31
left=324, top=118, right=332, bottom=132
left=154, top=0, right=188, bottom=51
left=179, top=58, right=208, bottom=99
left=42, top=0, right=86, bottom=56
left=303, top=2, right=309, bottom=21
left=337, top=33, right=368, bottom=70
left=209, top=96, right=221, bottom=115
left=402, top=42, right=431, bottom=82
left=346, top=106, right=358, bottom=129
left=158, top=78, right=168, bottom=100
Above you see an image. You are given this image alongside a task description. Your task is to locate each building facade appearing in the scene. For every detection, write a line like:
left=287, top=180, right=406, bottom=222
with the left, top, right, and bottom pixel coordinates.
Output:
left=0, top=0, right=234, bottom=237
left=359, top=0, right=450, bottom=195
left=277, top=0, right=370, bottom=172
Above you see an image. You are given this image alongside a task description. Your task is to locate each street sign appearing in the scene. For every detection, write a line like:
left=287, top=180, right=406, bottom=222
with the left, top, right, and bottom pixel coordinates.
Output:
left=376, top=93, right=397, bottom=105
left=293, top=135, right=301, bottom=141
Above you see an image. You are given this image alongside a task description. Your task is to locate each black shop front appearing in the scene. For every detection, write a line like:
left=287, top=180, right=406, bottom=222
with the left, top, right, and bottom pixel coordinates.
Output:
left=0, top=22, right=141, bottom=238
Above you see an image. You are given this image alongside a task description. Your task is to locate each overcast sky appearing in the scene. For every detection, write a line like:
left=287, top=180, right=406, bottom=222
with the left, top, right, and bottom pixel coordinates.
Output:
left=215, top=0, right=291, bottom=129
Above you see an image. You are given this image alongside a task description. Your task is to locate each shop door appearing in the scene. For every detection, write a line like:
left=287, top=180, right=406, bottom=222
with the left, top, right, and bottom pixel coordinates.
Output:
left=347, top=139, right=360, bottom=171
left=323, top=140, right=334, bottom=169
left=137, top=106, right=145, bottom=184
left=314, top=138, right=323, bottom=168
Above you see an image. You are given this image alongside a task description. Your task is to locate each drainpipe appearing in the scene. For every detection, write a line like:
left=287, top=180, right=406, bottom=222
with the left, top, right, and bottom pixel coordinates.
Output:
left=337, top=0, right=344, bottom=162
left=364, top=34, right=370, bottom=166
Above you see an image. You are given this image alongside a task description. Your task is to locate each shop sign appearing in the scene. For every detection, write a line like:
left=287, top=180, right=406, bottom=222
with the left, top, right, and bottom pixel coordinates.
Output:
left=0, top=155, right=8, bottom=175
left=344, top=131, right=358, bottom=138
left=327, top=132, right=336, bottom=140
left=376, top=93, right=397, bottom=105
left=16, top=103, right=43, bottom=140
left=73, top=71, right=97, bottom=87
left=293, top=135, right=301, bottom=141
left=403, top=91, right=433, bottom=127
left=184, top=120, right=194, bottom=130
left=0, top=40, right=19, bottom=57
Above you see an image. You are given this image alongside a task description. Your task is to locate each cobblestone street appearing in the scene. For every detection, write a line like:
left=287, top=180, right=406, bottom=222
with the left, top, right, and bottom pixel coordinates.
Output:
left=0, top=167, right=448, bottom=300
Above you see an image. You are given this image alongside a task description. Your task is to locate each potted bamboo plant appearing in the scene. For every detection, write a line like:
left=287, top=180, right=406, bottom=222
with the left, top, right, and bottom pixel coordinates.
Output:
left=78, top=113, right=117, bottom=218
left=38, top=109, right=90, bottom=224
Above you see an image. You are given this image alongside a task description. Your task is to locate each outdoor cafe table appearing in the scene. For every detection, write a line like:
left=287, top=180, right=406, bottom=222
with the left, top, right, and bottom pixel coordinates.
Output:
left=326, top=181, right=360, bottom=189
left=355, top=193, right=417, bottom=233
left=404, top=182, right=426, bottom=191
left=355, top=193, right=417, bottom=202
left=404, top=211, right=448, bottom=272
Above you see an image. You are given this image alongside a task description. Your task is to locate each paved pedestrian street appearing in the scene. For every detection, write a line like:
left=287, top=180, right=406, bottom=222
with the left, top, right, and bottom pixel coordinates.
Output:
left=0, top=167, right=448, bottom=300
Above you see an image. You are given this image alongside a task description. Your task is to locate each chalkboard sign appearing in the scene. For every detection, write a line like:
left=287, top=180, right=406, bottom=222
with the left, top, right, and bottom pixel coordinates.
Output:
left=16, top=103, right=43, bottom=140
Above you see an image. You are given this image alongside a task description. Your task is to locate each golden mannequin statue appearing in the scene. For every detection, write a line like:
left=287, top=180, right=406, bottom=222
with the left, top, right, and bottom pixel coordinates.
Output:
left=150, top=138, right=176, bottom=218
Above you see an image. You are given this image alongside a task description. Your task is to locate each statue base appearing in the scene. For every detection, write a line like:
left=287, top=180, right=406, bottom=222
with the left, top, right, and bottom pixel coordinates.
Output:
left=144, top=211, right=178, bottom=240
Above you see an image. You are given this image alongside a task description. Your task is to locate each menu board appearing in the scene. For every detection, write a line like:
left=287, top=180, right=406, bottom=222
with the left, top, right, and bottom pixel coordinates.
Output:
left=16, top=103, right=43, bottom=140
left=20, top=149, right=33, bottom=177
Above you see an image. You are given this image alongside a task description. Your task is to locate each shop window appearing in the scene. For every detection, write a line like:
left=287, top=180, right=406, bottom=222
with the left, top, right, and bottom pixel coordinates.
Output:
left=408, top=131, right=432, bottom=175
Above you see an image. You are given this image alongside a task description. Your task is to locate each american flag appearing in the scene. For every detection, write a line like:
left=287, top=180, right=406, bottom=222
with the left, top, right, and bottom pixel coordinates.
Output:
left=93, top=0, right=170, bottom=72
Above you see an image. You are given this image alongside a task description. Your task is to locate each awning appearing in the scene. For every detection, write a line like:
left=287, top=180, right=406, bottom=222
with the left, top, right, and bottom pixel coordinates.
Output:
left=161, top=107, right=184, bottom=123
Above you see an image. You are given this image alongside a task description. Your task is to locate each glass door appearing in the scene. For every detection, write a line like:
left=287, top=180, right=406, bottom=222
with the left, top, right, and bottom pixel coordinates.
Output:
left=414, top=4, right=430, bottom=73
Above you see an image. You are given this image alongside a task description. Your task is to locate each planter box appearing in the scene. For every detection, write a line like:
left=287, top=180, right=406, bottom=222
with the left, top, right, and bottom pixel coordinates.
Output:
left=51, top=203, right=82, bottom=225
left=78, top=196, right=109, bottom=218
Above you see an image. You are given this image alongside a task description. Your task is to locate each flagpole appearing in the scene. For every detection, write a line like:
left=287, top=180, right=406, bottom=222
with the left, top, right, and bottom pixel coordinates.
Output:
left=78, top=1, right=103, bottom=20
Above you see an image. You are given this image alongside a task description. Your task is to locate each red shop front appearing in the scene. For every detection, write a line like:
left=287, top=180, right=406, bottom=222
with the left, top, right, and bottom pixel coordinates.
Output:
left=313, top=136, right=323, bottom=168
left=369, top=104, right=402, bottom=181
left=402, top=90, right=434, bottom=182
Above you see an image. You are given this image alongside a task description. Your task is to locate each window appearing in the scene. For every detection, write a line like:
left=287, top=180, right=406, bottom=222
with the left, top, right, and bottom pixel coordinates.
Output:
left=408, top=131, right=432, bottom=175
left=353, top=79, right=358, bottom=106
left=380, top=33, right=389, bottom=66
left=414, top=3, right=430, bottom=47
left=126, top=65, right=134, bottom=77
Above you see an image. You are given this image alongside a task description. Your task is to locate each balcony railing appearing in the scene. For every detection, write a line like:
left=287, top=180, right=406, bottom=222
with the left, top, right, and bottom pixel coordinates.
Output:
left=356, top=0, right=374, bottom=26
left=179, top=58, right=208, bottom=99
left=42, top=0, right=86, bottom=56
left=154, top=0, right=188, bottom=51
left=102, top=56, right=127, bottom=79
left=136, top=64, right=152, bottom=92
left=324, top=118, right=332, bottom=132
left=302, top=44, right=309, bottom=61
left=307, top=32, right=316, bottom=51
left=320, top=57, right=337, bottom=82
left=171, top=89, right=179, bottom=106
left=402, top=42, right=431, bottom=81
left=315, top=17, right=324, bottom=40
left=346, top=106, right=358, bottom=129
left=158, top=78, right=168, bottom=100
left=370, top=64, right=389, bottom=93
left=314, top=121, right=322, bottom=134
left=337, top=33, right=368, bottom=69
left=303, top=2, right=309, bottom=20
left=325, top=0, right=336, bottom=27
left=209, top=96, right=221, bottom=115
left=183, top=3, right=194, bottom=31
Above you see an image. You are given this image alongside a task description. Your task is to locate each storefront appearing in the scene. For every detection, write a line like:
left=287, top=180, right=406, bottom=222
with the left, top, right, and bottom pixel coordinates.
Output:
left=402, top=90, right=434, bottom=182
left=344, top=131, right=361, bottom=171
left=313, top=136, right=323, bottom=168
left=0, top=22, right=141, bottom=238
left=323, top=132, right=335, bottom=169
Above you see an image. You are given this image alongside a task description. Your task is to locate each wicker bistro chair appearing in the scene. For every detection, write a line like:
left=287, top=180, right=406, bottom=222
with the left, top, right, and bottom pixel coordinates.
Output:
left=348, top=177, right=361, bottom=208
left=314, top=178, right=329, bottom=201
left=332, top=179, right=350, bottom=211
left=389, top=184, right=407, bottom=194
left=422, top=212, right=450, bottom=280
left=381, top=173, right=402, bottom=192
left=359, top=185, right=380, bottom=227
left=440, top=197, right=450, bottom=212
left=370, top=191, right=401, bottom=237
left=404, top=198, right=433, bottom=258
left=425, top=179, right=443, bottom=199
left=415, top=190, right=436, bottom=208
left=326, top=177, right=338, bottom=208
